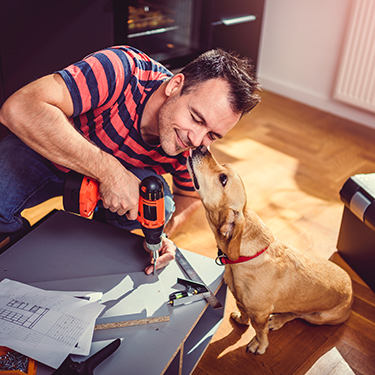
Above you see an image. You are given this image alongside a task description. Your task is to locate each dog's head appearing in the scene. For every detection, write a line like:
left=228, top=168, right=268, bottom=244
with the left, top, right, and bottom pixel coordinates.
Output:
left=187, top=146, right=246, bottom=260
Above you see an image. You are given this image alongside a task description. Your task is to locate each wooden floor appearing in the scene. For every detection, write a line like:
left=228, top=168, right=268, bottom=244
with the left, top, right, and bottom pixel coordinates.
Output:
left=22, top=91, right=375, bottom=374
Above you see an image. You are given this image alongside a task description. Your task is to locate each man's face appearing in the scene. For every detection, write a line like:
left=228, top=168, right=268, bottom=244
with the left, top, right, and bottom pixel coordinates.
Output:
left=158, top=78, right=241, bottom=156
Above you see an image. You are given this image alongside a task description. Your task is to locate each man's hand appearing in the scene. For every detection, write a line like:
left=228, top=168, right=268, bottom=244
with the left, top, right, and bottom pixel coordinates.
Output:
left=98, top=166, right=141, bottom=220
left=144, top=237, right=176, bottom=275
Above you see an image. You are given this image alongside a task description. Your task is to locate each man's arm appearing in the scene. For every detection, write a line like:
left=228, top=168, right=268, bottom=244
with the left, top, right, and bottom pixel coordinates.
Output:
left=164, top=184, right=201, bottom=237
left=0, top=74, right=140, bottom=219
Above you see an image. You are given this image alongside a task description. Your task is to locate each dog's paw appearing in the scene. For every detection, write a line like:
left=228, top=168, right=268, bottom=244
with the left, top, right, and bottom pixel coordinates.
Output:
left=231, top=311, right=250, bottom=325
left=268, top=314, right=284, bottom=331
left=246, top=336, right=267, bottom=355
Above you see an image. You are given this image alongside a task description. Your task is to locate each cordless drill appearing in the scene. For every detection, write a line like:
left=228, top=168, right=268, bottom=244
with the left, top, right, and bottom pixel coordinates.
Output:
left=137, top=176, right=166, bottom=275
left=63, top=171, right=166, bottom=275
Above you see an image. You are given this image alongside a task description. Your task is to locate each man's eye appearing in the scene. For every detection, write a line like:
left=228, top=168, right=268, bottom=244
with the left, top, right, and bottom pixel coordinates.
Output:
left=219, top=173, right=228, bottom=186
left=191, top=114, right=203, bottom=125
left=208, top=132, right=217, bottom=141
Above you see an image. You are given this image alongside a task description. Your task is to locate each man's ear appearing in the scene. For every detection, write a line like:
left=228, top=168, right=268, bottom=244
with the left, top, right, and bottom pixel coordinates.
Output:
left=220, top=209, right=244, bottom=260
left=165, top=73, right=184, bottom=97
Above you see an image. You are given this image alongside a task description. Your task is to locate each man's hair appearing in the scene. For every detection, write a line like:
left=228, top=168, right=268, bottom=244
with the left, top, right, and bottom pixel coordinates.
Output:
left=179, top=49, right=261, bottom=116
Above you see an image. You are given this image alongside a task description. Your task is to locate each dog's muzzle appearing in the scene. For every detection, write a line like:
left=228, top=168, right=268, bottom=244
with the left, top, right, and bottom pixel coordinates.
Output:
left=188, top=146, right=208, bottom=191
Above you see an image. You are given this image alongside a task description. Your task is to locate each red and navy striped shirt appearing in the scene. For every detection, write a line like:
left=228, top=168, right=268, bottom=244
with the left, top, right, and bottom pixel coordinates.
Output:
left=57, top=45, right=194, bottom=191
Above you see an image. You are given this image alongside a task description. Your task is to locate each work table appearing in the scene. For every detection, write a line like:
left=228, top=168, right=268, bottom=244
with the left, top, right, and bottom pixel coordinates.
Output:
left=0, top=210, right=226, bottom=374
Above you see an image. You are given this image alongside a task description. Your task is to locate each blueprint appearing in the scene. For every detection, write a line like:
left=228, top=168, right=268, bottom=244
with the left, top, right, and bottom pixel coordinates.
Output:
left=0, top=279, right=104, bottom=369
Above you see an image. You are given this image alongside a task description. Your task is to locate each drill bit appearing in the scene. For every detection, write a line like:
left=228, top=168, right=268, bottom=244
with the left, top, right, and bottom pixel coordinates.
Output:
left=153, top=250, right=159, bottom=275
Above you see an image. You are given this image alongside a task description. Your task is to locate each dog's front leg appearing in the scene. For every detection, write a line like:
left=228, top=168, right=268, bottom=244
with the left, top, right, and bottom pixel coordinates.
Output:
left=247, top=314, right=270, bottom=355
left=231, top=300, right=251, bottom=325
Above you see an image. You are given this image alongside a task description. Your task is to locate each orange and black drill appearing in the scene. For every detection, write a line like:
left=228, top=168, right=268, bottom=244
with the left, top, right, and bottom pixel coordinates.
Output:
left=63, top=171, right=166, bottom=275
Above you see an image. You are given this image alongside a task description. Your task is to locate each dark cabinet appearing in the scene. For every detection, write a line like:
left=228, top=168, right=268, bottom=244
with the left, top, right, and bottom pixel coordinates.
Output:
left=113, top=0, right=264, bottom=70
left=211, top=0, right=265, bottom=68
left=113, top=0, right=212, bottom=70
left=0, top=0, right=264, bottom=110
left=0, top=0, right=114, bottom=106
left=0, top=0, right=114, bottom=139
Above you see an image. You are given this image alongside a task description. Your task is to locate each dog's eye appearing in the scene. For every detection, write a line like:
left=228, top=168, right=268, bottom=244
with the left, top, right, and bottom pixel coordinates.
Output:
left=219, top=173, right=228, bottom=187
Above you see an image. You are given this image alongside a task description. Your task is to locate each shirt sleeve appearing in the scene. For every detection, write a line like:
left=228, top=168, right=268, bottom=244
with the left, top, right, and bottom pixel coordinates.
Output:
left=57, top=47, right=132, bottom=117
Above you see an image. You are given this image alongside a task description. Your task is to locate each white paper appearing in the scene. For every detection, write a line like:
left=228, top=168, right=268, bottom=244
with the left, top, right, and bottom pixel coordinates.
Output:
left=0, top=279, right=105, bottom=369
left=56, top=290, right=104, bottom=355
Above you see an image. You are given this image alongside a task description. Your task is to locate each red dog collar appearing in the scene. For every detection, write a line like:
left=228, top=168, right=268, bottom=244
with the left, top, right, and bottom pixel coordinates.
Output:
left=216, top=246, right=268, bottom=266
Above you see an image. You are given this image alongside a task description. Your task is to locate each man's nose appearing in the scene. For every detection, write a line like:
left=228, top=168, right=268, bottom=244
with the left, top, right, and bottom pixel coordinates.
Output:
left=188, top=127, right=211, bottom=148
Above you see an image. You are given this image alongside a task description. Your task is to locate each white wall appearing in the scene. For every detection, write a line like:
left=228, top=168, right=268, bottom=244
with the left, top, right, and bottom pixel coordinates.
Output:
left=258, top=0, right=375, bottom=129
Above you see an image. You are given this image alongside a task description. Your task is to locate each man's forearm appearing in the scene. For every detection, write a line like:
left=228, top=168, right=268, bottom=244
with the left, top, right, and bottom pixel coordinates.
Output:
left=0, top=77, right=109, bottom=180
left=164, top=193, right=201, bottom=237
left=0, top=74, right=141, bottom=218
left=12, top=101, right=116, bottom=181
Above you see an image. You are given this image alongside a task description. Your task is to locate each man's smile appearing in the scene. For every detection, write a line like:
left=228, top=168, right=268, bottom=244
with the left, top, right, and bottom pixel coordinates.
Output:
left=175, top=130, right=189, bottom=149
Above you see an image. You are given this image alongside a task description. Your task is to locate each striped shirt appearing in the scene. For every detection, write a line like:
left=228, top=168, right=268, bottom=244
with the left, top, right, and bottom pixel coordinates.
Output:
left=57, top=45, right=194, bottom=191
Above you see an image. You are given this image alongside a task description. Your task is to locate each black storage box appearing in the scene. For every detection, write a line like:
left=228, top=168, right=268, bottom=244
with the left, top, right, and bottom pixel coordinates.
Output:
left=337, top=173, right=375, bottom=291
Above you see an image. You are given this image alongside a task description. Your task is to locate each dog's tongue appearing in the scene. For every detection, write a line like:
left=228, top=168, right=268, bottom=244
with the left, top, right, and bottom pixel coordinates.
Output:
left=189, top=148, right=193, bottom=157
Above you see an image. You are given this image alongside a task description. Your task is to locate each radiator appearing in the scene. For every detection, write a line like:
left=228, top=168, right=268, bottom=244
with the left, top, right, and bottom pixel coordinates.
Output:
left=334, top=0, right=375, bottom=114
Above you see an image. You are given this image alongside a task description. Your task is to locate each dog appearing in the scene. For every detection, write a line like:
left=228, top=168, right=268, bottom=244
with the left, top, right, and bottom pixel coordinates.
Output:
left=187, top=145, right=353, bottom=355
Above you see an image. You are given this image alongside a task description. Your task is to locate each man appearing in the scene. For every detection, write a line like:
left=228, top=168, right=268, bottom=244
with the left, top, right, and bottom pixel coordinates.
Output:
left=0, top=46, right=260, bottom=273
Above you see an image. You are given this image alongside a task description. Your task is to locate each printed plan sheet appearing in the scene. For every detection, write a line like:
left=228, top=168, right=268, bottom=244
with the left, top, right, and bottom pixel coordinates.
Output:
left=0, top=279, right=104, bottom=369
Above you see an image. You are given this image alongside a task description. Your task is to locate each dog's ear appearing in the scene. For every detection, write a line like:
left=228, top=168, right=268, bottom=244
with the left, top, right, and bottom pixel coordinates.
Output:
left=220, top=209, right=245, bottom=261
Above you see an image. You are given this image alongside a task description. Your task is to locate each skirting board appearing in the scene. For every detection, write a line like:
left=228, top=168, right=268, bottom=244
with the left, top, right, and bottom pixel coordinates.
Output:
left=259, top=76, right=375, bottom=130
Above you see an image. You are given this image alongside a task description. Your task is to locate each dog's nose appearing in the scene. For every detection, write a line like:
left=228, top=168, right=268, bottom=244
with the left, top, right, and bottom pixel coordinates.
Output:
left=197, top=145, right=208, bottom=155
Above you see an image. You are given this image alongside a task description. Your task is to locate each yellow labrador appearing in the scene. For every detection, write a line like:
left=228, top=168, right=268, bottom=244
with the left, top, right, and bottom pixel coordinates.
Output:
left=187, top=146, right=353, bottom=355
